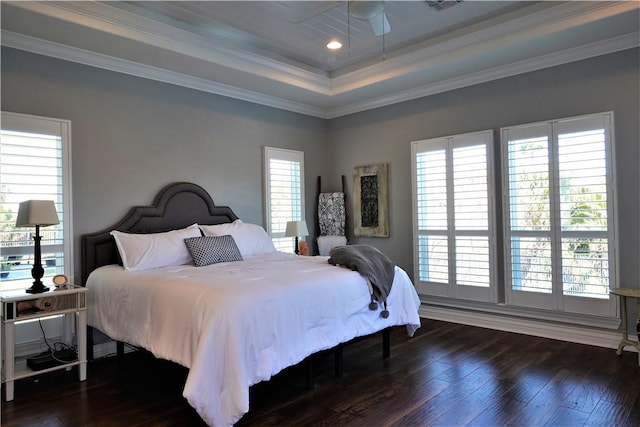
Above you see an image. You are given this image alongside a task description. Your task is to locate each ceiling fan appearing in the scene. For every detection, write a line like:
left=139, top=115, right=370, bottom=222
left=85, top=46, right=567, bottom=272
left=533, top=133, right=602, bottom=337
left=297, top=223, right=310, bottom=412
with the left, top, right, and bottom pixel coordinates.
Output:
left=287, top=1, right=391, bottom=36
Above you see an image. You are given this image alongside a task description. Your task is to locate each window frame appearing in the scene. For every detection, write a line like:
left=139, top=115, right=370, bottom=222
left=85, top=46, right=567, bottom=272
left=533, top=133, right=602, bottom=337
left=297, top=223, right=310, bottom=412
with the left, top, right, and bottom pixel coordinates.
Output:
left=1, top=111, right=74, bottom=290
left=263, top=147, right=305, bottom=253
left=411, top=129, right=497, bottom=302
left=501, top=112, right=617, bottom=318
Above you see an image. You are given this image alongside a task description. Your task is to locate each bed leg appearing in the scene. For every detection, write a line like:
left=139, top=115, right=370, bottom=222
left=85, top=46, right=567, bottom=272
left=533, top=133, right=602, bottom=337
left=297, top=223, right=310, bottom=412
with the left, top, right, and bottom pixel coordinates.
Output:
left=87, top=326, right=94, bottom=361
left=383, top=328, right=391, bottom=359
left=305, top=358, right=314, bottom=390
left=116, top=341, right=125, bottom=359
left=334, top=344, right=344, bottom=378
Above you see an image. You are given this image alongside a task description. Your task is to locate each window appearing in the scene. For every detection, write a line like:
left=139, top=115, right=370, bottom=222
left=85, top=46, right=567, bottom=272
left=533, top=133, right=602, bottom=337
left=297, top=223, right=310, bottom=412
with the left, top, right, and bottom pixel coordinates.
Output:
left=1, top=112, right=73, bottom=291
left=412, top=114, right=617, bottom=322
left=411, top=130, right=497, bottom=302
left=263, top=147, right=305, bottom=252
left=502, top=112, right=617, bottom=317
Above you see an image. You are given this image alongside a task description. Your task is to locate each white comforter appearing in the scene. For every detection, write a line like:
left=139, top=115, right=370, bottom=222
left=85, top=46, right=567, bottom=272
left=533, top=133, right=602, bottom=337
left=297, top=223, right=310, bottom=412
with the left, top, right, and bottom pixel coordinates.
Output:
left=87, top=252, right=421, bottom=426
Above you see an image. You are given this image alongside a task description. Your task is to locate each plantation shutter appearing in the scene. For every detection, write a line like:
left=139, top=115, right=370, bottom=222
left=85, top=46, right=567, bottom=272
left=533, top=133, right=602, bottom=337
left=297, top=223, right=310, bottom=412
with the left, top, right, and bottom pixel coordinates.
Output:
left=1, top=112, right=72, bottom=289
left=502, top=113, right=616, bottom=317
left=412, top=130, right=496, bottom=302
left=264, top=147, right=304, bottom=252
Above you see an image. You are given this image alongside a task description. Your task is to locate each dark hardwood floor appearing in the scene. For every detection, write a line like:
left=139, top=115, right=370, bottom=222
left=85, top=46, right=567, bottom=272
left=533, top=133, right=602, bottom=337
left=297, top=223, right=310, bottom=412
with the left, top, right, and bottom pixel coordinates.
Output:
left=2, top=319, right=639, bottom=426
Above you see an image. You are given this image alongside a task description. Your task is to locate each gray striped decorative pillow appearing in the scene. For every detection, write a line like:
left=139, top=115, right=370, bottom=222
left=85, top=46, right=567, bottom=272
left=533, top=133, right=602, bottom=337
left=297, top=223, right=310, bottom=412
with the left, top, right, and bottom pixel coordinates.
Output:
left=184, top=235, right=243, bottom=267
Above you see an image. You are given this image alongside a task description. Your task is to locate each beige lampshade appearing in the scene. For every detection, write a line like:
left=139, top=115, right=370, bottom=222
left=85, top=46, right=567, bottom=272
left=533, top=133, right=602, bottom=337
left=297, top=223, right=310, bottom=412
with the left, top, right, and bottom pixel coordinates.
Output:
left=15, top=200, right=60, bottom=227
left=285, top=220, right=309, bottom=237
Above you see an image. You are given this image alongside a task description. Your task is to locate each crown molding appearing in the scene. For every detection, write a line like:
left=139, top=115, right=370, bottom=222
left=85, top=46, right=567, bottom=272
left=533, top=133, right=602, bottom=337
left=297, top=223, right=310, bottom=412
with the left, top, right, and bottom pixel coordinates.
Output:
left=330, top=1, right=640, bottom=93
left=1, top=31, right=328, bottom=118
left=326, top=32, right=640, bottom=118
left=2, top=0, right=638, bottom=119
left=4, top=29, right=637, bottom=120
left=7, top=1, right=333, bottom=95
left=7, top=0, right=637, bottom=99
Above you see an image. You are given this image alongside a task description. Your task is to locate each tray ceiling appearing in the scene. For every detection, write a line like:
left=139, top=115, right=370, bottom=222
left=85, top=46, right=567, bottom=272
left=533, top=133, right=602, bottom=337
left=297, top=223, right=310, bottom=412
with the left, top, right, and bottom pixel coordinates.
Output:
left=2, top=1, right=639, bottom=118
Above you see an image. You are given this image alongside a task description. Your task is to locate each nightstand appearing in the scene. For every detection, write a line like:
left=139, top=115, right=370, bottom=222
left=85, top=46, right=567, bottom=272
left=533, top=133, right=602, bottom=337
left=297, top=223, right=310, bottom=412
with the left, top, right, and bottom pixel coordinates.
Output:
left=1, top=285, right=88, bottom=401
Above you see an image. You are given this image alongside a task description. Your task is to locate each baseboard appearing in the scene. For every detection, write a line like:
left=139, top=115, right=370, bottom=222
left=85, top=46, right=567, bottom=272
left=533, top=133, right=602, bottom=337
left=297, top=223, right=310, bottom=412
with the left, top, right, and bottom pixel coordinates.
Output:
left=419, top=304, right=638, bottom=353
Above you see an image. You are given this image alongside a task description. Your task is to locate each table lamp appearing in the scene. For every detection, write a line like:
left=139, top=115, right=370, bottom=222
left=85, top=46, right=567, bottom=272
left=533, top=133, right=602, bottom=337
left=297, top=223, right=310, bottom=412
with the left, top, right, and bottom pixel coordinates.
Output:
left=285, top=220, right=309, bottom=255
left=15, top=200, right=60, bottom=293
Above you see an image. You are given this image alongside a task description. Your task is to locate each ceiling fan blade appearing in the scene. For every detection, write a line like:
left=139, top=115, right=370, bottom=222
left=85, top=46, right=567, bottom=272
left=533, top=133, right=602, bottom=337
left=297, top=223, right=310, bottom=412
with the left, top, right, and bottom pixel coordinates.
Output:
left=286, top=1, right=343, bottom=23
left=369, top=12, right=390, bottom=36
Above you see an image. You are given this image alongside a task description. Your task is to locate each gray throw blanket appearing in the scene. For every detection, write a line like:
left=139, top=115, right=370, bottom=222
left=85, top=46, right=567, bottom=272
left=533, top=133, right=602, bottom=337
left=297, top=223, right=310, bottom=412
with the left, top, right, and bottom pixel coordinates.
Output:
left=327, top=245, right=395, bottom=318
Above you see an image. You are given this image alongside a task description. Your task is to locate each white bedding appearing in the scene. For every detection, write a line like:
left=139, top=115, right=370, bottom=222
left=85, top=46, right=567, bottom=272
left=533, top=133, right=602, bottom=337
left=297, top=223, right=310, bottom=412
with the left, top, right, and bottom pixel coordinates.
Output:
left=87, top=251, right=421, bottom=426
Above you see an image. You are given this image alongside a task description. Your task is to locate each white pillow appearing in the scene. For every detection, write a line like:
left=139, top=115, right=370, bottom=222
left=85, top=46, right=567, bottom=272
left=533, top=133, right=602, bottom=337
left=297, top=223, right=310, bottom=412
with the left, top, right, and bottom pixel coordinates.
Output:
left=110, top=223, right=201, bottom=271
left=199, top=220, right=276, bottom=257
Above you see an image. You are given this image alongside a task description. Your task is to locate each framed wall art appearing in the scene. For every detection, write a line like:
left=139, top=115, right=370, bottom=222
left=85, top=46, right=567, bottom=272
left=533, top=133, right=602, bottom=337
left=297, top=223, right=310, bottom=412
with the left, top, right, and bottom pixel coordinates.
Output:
left=353, top=163, right=389, bottom=237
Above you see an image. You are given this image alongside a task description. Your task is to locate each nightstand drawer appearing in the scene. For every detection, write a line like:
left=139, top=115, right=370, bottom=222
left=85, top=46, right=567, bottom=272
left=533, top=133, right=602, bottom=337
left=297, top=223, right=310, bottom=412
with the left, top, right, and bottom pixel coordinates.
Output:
left=2, top=288, right=87, bottom=321
left=16, top=293, right=78, bottom=317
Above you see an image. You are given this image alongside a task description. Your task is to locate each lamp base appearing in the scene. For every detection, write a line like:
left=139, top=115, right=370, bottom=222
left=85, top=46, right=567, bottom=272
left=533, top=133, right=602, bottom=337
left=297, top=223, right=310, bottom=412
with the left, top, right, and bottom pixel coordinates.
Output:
left=26, top=282, right=49, bottom=294
left=27, top=245, right=48, bottom=293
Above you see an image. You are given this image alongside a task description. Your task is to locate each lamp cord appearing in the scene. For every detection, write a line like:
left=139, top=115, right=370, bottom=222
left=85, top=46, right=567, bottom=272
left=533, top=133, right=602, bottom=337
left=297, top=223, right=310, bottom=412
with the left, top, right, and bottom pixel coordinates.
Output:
left=38, top=318, right=53, bottom=351
left=38, top=318, right=78, bottom=362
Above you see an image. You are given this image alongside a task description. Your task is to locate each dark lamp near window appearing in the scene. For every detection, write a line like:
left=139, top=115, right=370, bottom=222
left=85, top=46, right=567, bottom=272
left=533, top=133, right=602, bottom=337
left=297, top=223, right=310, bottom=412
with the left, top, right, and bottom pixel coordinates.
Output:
left=285, top=220, right=309, bottom=255
left=15, top=200, right=60, bottom=294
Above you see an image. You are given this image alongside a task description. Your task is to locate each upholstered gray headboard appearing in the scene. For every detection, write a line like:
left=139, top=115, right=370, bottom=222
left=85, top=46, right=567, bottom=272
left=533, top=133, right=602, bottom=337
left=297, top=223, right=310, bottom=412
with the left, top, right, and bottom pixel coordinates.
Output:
left=80, top=182, right=239, bottom=284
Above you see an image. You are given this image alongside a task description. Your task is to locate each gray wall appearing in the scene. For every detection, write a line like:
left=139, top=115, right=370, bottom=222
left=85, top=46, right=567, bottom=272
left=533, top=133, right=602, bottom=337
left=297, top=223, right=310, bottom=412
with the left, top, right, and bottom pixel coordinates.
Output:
left=1, top=47, right=328, bottom=281
left=328, top=48, right=640, bottom=289
left=2, top=47, right=638, bottom=300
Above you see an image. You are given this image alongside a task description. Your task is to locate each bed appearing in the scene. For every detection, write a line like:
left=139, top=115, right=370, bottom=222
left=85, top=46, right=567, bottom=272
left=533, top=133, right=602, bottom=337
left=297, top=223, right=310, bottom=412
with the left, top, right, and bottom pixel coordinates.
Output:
left=80, top=182, right=421, bottom=426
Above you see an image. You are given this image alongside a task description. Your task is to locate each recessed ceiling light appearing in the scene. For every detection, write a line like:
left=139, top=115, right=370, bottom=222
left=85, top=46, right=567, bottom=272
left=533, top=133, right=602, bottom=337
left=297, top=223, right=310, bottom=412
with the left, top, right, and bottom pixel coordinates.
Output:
left=326, top=40, right=342, bottom=50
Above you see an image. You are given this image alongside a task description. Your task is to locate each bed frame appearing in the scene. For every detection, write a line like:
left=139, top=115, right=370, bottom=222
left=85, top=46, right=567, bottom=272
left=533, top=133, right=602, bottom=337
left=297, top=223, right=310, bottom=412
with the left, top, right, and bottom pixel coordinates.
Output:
left=80, top=181, right=390, bottom=383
